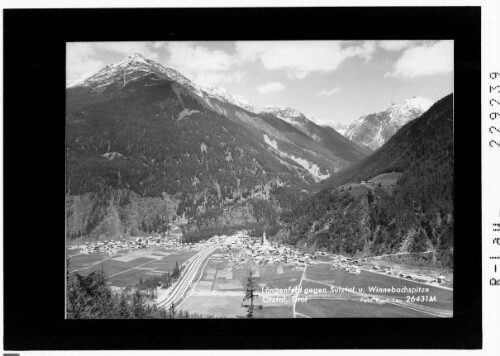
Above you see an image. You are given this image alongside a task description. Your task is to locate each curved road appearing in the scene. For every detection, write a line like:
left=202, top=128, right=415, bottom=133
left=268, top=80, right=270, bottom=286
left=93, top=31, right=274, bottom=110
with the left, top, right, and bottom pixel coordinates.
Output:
left=157, top=243, right=219, bottom=309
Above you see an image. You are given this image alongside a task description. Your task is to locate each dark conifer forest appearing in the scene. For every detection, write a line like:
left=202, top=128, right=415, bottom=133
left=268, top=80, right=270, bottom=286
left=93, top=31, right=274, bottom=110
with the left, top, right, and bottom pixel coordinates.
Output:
left=280, top=95, right=454, bottom=268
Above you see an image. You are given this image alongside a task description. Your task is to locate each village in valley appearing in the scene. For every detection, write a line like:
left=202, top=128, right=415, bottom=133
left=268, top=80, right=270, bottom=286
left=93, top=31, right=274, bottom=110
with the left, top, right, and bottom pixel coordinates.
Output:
left=69, top=221, right=451, bottom=294
left=67, top=202, right=452, bottom=319
left=64, top=40, right=457, bottom=320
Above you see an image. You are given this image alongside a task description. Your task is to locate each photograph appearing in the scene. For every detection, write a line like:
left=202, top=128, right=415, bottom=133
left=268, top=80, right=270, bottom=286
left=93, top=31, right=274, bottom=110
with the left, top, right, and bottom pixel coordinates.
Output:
left=65, top=40, right=454, bottom=319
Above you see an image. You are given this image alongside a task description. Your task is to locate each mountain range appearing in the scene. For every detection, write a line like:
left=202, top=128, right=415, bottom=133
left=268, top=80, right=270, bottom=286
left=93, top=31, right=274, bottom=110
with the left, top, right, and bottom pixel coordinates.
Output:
left=66, top=53, right=452, bottom=267
left=66, top=53, right=368, bottom=239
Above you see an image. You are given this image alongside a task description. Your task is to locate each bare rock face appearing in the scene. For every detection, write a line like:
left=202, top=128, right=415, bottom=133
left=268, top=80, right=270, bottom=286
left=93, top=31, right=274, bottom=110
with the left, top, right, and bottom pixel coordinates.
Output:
left=345, top=96, right=434, bottom=150
left=215, top=205, right=258, bottom=227
left=65, top=189, right=180, bottom=240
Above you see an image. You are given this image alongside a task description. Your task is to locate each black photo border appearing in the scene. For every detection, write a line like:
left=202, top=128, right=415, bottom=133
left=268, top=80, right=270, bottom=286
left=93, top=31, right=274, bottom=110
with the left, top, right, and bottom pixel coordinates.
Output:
left=3, top=7, right=481, bottom=350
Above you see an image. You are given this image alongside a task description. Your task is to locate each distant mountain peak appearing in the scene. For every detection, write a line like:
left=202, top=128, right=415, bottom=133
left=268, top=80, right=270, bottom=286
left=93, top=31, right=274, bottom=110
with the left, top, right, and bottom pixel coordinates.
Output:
left=260, top=106, right=314, bottom=129
left=260, top=106, right=353, bottom=138
left=66, top=51, right=373, bottom=241
left=401, top=96, right=434, bottom=111
left=262, top=106, right=303, bottom=118
left=200, top=85, right=256, bottom=112
left=322, top=121, right=349, bottom=135
left=129, top=52, right=146, bottom=59
left=121, top=52, right=147, bottom=61
left=345, top=96, right=434, bottom=150
left=111, top=53, right=153, bottom=67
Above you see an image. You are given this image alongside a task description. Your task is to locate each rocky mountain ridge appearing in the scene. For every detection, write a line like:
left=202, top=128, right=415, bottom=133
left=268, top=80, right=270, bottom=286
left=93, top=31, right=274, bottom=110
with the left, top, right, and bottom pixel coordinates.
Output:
left=345, top=96, right=434, bottom=150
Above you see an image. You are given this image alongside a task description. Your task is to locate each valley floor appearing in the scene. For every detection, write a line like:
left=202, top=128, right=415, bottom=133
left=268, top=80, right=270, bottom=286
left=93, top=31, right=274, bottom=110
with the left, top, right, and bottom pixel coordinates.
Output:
left=67, top=231, right=453, bottom=318
left=179, top=257, right=452, bottom=318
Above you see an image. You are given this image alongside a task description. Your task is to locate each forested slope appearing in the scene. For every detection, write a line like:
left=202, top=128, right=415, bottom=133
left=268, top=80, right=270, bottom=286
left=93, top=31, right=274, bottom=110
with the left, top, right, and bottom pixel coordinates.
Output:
left=280, top=94, right=454, bottom=268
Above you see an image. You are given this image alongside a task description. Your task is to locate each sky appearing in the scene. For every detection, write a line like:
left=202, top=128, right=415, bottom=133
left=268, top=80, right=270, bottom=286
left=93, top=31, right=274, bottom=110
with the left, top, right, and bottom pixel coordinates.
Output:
left=67, top=40, right=453, bottom=126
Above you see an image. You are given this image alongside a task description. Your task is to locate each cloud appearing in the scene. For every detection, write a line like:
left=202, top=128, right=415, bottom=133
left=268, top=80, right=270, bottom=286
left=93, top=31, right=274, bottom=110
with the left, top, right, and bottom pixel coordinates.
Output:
left=378, top=40, right=412, bottom=51
left=67, top=40, right=380, bottom=85
left=93, top=42, right=160, bottom=62
left=235, top=41, right=376, bottom=79
left=316, top=87, right=342, bottom=96
left=256, top=81, right=286, bottom=94
left=386, top=40, right=453, bottom=79
left=66, top=43, right=104, bottom=83
left=151, top=41, right=165, bottom=49
left=352, top=41, right=377, bottom=60
left=192, top=71, right=247, bottom=86
left=164, top=42, right=244, bottom=86
left=66, top=42, right=160, bottom=83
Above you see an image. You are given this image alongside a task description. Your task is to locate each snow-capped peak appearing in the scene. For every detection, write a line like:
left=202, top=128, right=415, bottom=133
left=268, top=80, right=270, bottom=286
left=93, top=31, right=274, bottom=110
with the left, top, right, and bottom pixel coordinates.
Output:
left=200, top=85, right=256, bottom=112
left=402, top=96, right=433, bottom=111
left=261, top=106, right=303, bottom=119
left=123, top=52, right=149, bottom=63
left=67, top=53, right=204, bottom=97
left=111, top=53, right=150, bottom=68
left=322, top=121, right=349, bottom=135
left=261, top=105, right=324, bottom=127
left=305, top=115, right=320, bottom=125
left=345, top=95, right=435, bottom=150
left=68, top=53, right=353, bottom=139
left=384, top=96, right=433, bottom=126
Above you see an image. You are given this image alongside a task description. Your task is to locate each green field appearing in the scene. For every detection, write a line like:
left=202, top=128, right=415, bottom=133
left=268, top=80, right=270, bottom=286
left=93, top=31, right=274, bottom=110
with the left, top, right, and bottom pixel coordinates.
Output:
left=197, top=259, right=304, bottom=291
left=179, top=295, right=245, bottom=318
left=179, top=257, right=304, bottom=317
left=368, top=172, right=403, bottom=185
left=69, top=247, right=452, bottom=317
left=177, top=257, right=452, bottom=317
left=254, top=305, right=293, bottom=318
left=67, top=247, right=197, bottom=288
left=296, top=298, right=431, bottom=318
left=338, top=172, right=403, bottom=197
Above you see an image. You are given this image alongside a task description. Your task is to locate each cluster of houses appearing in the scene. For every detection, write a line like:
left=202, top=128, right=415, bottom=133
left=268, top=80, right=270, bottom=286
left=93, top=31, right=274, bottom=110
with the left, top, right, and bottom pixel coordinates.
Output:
left=209, top=231, right=376, bottom=274
left=368, top=264, right=447, bottom=284
left=71, top=226, right=449, bottom=287
left=368, top=264, right=419, bottom=280
left=349, top=261, right=448, bottom=285
left=71, top=218, right=198, bottom=256
left=76, top=234, right=187, bottom=256
left=213, top=231, right=320, bottom=268
left=329, top=255, right=362, bottom=274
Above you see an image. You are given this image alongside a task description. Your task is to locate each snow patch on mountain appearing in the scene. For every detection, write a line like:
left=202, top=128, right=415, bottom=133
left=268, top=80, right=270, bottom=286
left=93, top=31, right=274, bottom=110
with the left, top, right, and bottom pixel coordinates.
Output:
left=323, top=122, right=349, bottom=135
left=200, top=85, right=257, bottom=113
left=177, top=109, right=199, bottom=122
left=386, top=96, right=433, bottom=124
left=68, top=53, right=207, bottom=98
left=101, top=152, right=124, bottom=160
left=69, top=53, right=336, bottom=140
left=263, top=134, right=330, bottom=182
left=345, top=96, right=434, bottom=150
left=263, top=134, right=279, bottom=150
left=287, top=155, right=330, bottom=182
left=260, top=106, right=325, bottom=140
left=260, top=106, right=310, bottom=126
